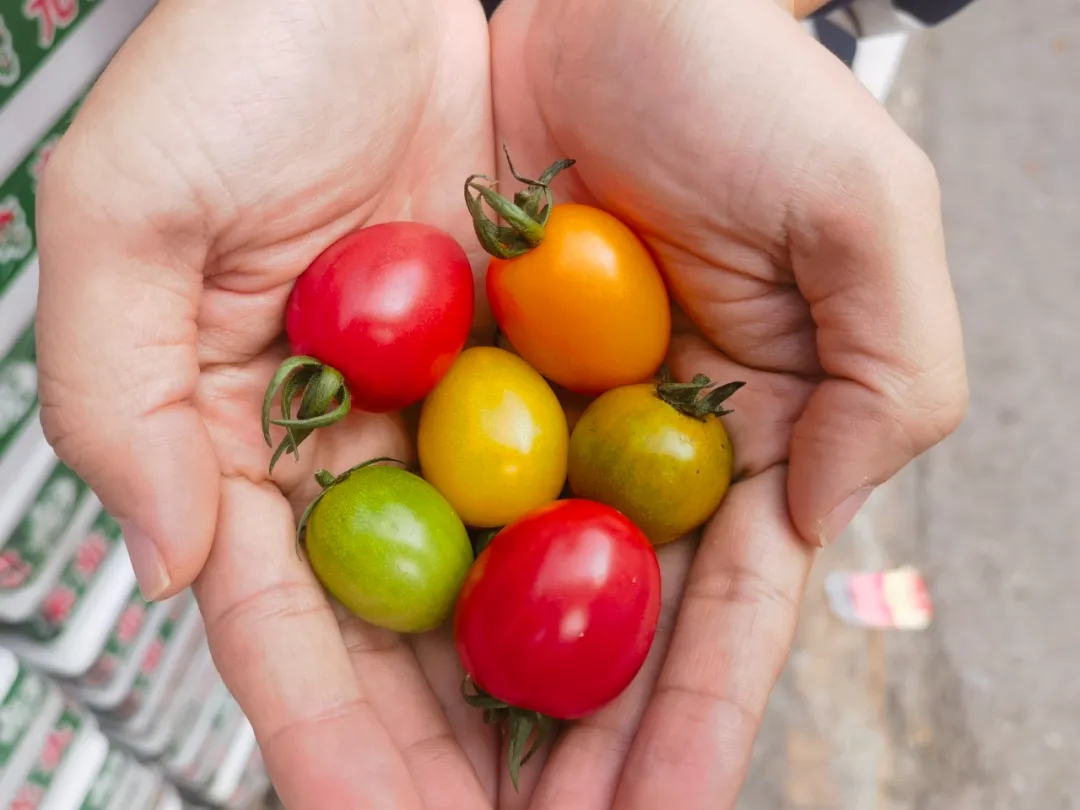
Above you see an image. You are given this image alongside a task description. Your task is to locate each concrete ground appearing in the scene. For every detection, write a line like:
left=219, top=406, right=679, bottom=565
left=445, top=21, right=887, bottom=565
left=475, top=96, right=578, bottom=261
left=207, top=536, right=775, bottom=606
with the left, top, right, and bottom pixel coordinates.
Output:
left=739, top=1, right=1080, bottom=808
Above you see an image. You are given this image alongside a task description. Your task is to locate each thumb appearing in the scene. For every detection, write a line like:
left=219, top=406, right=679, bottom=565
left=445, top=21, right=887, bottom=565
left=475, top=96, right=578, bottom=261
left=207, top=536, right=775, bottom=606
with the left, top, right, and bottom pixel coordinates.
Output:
left=34, top=127, right=218, bottom=600
left=786, top=124, right=968, bottom=546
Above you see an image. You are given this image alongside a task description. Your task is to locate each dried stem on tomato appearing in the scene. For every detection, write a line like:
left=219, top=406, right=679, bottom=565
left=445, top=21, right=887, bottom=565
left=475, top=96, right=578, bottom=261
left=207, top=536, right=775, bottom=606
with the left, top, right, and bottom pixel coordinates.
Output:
left=655, top=366, right=745, bottom=420
left=262, top=356, right=352, bottom=472
left=461, top=676, right=555, bottom=792
left=470, top=527, right=501, bottom=556
left=465, top=145, right=575, bottom=259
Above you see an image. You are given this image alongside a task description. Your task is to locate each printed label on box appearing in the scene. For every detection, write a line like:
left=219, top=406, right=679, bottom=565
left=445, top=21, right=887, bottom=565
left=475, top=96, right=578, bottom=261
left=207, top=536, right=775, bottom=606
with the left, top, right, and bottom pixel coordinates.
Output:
left=0, top=666, right=47, bottom=771
left=0, top=2, right=100, bottom=108
left=0, top=323, right=37, bottom=457
left=78, top=747, right=127, bottom=810
left=110, top=595, right=190, bottom=720
left=8, top=702, right=83, bottom=810
left=0, top=94, right=82, bottom=295
left=1, top=464, right=88, bottom=591
left=191, top=700, right=241, bottom=784
left=15, top=510, right=121, bottom=641
left=76, top=586, right=149, bottom=688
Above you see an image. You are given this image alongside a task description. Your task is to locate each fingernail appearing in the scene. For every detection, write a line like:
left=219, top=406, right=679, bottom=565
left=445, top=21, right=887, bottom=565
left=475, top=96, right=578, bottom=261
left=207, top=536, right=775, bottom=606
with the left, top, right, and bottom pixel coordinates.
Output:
left=119, top=520, right=171, bottom=600
left=819, top=486, right=874, bottom=546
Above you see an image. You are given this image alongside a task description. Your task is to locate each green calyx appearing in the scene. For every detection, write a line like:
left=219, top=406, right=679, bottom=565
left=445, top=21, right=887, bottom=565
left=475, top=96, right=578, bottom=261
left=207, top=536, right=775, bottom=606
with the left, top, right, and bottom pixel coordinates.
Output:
left=262, top=356, right=352, bottom=473
left=462, top=676, right=555, bottom=792
left=470, top=527, right=501, bottom=556
left=656, top=366, right=746, bottom=420
left=294, top=457, right=407, bottom=552
left=465, top=145, right=576, bottom=259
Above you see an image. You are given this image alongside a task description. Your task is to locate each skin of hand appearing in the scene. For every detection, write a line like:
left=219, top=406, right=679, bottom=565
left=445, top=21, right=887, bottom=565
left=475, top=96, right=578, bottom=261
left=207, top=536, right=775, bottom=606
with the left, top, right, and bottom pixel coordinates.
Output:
left=35, top=1, right=504, bottom=808
left=34, top=1, right=967, bottom=809
left=486, top=0, right=967, bottom=808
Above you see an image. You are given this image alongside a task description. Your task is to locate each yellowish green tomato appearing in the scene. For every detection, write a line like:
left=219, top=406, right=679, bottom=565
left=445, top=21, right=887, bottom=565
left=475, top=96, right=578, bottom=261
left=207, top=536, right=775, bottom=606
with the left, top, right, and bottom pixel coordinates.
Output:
left=567, top=373, right=744, bottom=546
left=418, top=346, right=568, bottom=528
left=303, top=462, right=473, bottom=633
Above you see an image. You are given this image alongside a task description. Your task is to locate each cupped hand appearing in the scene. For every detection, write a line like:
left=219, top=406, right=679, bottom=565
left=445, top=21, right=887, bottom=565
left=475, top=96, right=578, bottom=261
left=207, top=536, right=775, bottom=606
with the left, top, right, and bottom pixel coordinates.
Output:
left=35, top=1, right=501, bottom=808
left=489, top=0, right=967, bottom=807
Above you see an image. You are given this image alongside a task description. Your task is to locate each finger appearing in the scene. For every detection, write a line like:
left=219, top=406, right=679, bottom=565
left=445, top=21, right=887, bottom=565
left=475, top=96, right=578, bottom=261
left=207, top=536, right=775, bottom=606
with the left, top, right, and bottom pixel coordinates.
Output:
left=337, top=616, right=493, bottom=810
left=526, top=539, right=694, bottom=810
left=614, top=465, right=814, bottom=810
left=411, top=627, right=501, bottom=803
left=36, top=140, right=217, bottom=601
left=786, top=125, right=967, bottom=545
left=195, top=477, right=423, bottom=810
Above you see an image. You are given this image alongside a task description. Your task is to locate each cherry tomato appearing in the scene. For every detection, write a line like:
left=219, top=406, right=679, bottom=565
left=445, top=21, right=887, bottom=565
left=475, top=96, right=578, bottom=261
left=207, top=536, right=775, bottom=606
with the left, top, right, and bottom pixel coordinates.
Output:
left=417, top=346, right=568, bottom=528
left=568, top=372, right=743, bottom=546
left=454, top=499, right=661, bottom=720
left=302, top=460, right=473, bottom=634
left=466, top=157, right=670, bottom=395
left=262, top=222, right=474, bottom=470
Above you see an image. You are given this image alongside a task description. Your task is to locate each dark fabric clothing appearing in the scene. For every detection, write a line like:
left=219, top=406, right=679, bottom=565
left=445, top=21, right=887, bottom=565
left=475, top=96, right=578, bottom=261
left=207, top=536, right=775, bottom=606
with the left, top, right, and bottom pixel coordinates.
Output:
left=814, top=16, right=858, bottom=66
left=893, top=0, right=979, bottom=24
left=480, top=0, right=979, bottom=24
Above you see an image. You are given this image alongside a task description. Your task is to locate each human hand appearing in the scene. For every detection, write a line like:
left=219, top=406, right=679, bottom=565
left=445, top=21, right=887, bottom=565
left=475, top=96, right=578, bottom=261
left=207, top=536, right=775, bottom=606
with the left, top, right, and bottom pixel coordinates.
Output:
left=35, top=1, right=502, bottom=808
left=488, top=0, right=967, bottom=807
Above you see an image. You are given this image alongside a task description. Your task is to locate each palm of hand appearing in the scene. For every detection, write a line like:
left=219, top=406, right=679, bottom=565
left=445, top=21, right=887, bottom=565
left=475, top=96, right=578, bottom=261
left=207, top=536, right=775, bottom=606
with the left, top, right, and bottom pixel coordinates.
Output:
left=484, top=0, right=960, bottom=807
left=37, top=0, right=963, bottom=808
left=484, top=2, right=817, bottom=807
left=39, top=1, right=501, bottom=808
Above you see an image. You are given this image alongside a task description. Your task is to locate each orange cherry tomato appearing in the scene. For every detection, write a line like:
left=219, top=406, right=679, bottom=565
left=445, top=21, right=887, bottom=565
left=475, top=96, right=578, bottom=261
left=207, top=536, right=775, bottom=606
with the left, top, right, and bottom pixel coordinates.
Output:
left=467, top=157, right=671, bottom=396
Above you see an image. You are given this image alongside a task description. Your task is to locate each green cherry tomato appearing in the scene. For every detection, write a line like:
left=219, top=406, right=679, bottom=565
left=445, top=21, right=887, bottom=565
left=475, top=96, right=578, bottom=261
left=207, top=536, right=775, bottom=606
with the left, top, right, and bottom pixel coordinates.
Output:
left=303, top=461, right=473, bottom=633
left=567, top=373, right=744, bottom=546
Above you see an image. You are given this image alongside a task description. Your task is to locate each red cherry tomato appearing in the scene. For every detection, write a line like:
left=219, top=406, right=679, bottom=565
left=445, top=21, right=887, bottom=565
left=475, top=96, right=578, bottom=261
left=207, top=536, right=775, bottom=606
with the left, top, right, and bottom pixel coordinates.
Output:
left=262, top=222, right=474, bottom=470
left=454, top=499, right=661, bottom=721
left=287, top=222, right=474, bottom=410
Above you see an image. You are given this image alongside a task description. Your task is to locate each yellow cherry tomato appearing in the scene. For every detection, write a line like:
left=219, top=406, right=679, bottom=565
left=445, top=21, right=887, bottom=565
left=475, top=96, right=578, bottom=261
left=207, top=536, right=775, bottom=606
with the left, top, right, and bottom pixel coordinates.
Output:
left=418, top=346, right=568, bottom=528
left=567, top=373, right=743, bottom=546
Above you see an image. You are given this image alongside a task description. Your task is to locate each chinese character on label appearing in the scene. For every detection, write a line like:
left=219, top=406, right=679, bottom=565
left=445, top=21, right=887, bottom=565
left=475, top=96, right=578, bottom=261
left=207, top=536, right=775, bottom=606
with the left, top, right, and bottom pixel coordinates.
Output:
left=41, top=587, right=77, bottom=625
left=0, top=549, right=32, bottom=589
left=26, top=476, right=80, bottom=553
left=11, top=783, right=45, bottom=810
left=116, top=602, right=146, bottom=644
left=74, top=533, right=108, bottom=579
left=0, top=15, right=21, bottom=87
left=140, top=639, right=163, bottom=675
left=38, top=724, right=74, bottom=769
left=22, top=0, right=79, bottom=50
left=824, top=566, right=932, bottom=630
left=0, top=196, right=33, bottom=265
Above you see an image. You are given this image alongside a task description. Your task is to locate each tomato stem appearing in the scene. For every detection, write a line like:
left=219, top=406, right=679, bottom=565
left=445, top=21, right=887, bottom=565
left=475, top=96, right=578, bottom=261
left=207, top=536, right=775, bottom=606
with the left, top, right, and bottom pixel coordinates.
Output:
left=470, top=527, right=501, bottom=555
left=461, top=676, right=554, bottom=791
left=656, top=366, right=746, bottom=420
left=465, top=147, right=575, bottom=259
left=262, top=357, right=352, bottom=473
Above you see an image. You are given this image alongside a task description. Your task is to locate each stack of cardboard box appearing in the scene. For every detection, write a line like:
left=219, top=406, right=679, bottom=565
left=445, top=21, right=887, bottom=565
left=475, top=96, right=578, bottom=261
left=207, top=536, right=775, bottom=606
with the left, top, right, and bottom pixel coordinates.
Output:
left=0, top=2, right=267, bottom=808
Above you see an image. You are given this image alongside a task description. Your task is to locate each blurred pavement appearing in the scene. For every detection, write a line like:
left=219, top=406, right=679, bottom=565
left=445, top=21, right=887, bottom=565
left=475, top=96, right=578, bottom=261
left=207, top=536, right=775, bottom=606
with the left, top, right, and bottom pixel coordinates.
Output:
left=740, top=1, right=1080, bottom=808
